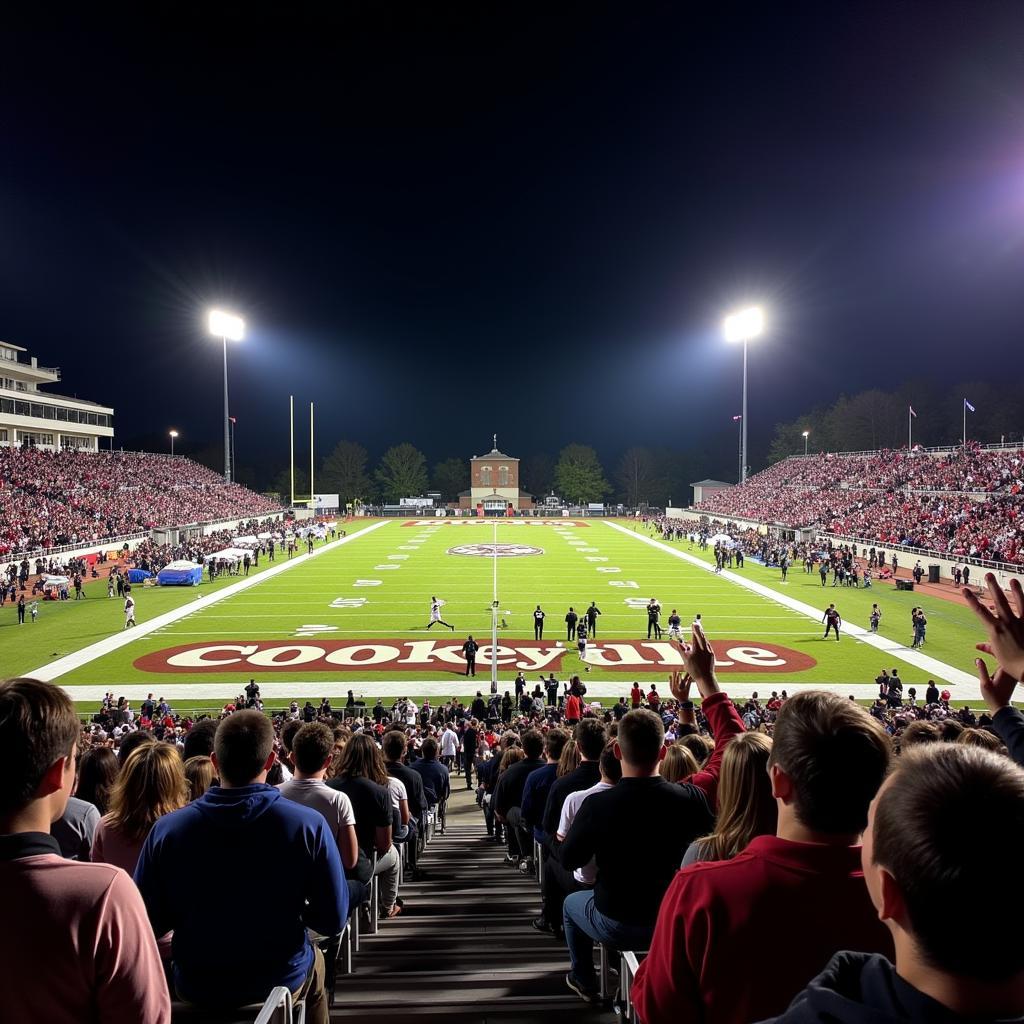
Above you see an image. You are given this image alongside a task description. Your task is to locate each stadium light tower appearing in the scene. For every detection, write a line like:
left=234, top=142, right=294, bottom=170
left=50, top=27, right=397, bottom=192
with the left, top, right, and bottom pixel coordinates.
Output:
left=207, top=309, right=245, bottom=483
left=802, top=429, right=810, bottom=455
left=169, top=429, right=178, bottom=457
left=723, top=306, right=764, bottom=483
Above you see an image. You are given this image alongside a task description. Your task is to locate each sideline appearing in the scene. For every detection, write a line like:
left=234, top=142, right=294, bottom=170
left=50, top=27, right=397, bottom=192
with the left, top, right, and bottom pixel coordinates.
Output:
left=604, top=521, right=980, bottom=693
left=30, top=520, right=391, bottom=684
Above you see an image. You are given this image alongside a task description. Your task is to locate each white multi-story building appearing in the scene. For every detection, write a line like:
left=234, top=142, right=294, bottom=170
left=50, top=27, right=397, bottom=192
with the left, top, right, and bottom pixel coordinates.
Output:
left=0, top=341, right=114, bottom=451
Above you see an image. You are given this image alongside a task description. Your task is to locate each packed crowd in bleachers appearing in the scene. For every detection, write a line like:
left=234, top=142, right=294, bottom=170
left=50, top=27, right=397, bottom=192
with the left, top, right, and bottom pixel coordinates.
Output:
left=2, top=572, right=1024, bottom=1021
left=0, top=446, right=282, bottom=554
left=694, top=444, right=1024, bottom=564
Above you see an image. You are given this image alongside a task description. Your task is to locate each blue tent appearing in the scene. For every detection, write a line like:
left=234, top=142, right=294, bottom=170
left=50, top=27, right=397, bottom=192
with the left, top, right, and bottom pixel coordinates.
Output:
left=126, top=568, right=152, bottom=584
left=157, top=562, right=203, bottom=587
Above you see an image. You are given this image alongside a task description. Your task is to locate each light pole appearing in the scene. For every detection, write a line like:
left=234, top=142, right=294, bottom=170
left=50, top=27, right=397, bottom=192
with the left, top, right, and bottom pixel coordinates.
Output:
left=207, top=309, right=245, bottom=483
left=802, top=430, right=810, bottom=455
left=723, top=306, right=764, bottom=483
left=229, top=417, right=237, bottom=482
left=169, top=429, right=178, bottom=457
left=732, top=414, right=743, bottom=483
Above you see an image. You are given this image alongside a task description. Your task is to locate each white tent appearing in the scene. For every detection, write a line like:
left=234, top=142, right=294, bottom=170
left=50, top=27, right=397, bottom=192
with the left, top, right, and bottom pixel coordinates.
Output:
left=164, top=559, right=203, bottom=572
left=232, top=535, right=259, bottom=546
left=203, top=547, right=250, bottom=563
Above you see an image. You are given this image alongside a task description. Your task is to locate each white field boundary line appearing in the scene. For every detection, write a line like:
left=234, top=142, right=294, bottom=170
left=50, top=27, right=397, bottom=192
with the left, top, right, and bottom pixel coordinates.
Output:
left=604, top=521, right=978, bottom=691
left=28, top=520, right=392, bottom=684
left=62, top=680, right=916, bottom=703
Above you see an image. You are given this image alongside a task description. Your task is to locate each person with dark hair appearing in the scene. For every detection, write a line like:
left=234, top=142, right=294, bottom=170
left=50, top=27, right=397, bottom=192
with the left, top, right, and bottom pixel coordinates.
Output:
left=411, top=735, right=451, bottom=808
left=279, top=723, right=363, bottom=905
left=541, top=719, right=608, bottom=845
left=181, top=717, right=219, bottom=761
left=462, top=719, right=479, bottom=790
left=383, top=729, right=426, bottom=876
left=493, top=728, right=546, bottom=869
left=560, top=625, right=744, bottom=1003
left=765, top=744, right=1024, bottom=1022
left=117, top=729, right=154, bottom=768
left=134, top=710, right=347, bottom=1022
left=75, top=745, right=119, bottom=815
left=634, top=690, right=893, bottom=1024
left=0, top=677, right=170, bottom=1023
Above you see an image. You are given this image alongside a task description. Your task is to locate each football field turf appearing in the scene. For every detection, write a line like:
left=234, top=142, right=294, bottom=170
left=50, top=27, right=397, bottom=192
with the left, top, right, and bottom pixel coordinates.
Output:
left=4, top=518, right=997, bottom=711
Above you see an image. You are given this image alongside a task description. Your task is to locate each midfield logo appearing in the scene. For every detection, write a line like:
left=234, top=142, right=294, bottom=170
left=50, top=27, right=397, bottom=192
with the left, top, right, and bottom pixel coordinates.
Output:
left=447, top=543, right=545, bottom=557
left=134, top=638, right=816, bottom=674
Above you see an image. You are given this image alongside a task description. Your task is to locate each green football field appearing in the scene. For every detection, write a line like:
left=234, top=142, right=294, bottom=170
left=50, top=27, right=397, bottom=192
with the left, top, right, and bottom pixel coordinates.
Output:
left=3, top=517, right=997, bottom=713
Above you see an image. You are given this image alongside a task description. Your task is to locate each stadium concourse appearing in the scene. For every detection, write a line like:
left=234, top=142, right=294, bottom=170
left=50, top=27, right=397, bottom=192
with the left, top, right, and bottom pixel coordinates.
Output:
left=694, top=442, right=1024, bottom=566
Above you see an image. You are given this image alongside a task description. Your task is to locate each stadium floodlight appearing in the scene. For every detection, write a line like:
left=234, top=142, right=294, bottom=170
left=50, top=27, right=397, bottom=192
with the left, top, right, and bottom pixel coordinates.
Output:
left=169, top=429, right=178, bottom=457
left=801, top=429, right=810, bottom=455
left=207, top=309, right=245, bottom=482
left=722, top=305, right=765, bottom=483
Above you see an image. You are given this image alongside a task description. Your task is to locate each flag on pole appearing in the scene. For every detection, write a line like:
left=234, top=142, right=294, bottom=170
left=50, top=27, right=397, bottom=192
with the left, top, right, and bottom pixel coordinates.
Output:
left=909, top=406, right=917, bottom=418
left=732, top=415, right=742, bottom=421
left=964, top=399, right=975, bottom=413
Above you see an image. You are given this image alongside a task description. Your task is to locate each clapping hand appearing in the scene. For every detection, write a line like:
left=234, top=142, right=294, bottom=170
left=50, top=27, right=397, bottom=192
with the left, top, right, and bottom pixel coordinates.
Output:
left=965, top=574, right=1024, bottom=706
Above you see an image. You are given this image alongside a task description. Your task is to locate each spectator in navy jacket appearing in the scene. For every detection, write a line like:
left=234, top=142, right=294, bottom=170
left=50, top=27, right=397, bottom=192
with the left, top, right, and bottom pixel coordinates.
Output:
left=134, top=711, right=347, bottom=1023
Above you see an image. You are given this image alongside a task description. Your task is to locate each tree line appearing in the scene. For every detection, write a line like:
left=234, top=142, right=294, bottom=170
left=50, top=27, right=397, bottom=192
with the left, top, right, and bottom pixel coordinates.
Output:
left=766, top=379, right=1024, bottom=465
left=268, top=440, right=712, bottom=508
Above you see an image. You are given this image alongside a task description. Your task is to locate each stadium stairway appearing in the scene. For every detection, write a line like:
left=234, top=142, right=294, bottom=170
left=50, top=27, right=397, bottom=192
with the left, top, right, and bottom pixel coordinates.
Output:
left=330, top=787, right=613, bottom=1023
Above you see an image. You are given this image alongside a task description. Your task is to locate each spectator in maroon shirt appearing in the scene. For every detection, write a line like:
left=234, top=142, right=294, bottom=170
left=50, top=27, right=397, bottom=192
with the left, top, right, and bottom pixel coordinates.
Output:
left=764, top=744, right=1024, bottom=1022
left=633, top=690, right=893, bottom=1024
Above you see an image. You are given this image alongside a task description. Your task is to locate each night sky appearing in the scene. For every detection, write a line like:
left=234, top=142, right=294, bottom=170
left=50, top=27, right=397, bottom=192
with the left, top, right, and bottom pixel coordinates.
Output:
left=3, top=5, right=1024, bottom=483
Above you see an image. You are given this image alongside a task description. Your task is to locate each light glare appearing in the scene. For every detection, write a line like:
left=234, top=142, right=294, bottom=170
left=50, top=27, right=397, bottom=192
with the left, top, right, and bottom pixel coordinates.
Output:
left=722, top=306, right=765, bottom=343
left=208, top=309, right=245, bottom=341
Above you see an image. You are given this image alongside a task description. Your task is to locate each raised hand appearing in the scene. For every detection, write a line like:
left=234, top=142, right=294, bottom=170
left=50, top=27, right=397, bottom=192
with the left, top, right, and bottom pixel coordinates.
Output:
left=667, top=670, right=692, bottom=704
left=964, top=574, right=1024, bottom=683
left=680, top=622, right=720, bottom=697
left=975, top=658, right=1019, bottom=713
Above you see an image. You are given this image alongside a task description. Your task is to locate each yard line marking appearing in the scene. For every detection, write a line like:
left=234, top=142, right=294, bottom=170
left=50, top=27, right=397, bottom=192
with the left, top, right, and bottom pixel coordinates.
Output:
left=604, top=521, right=976, bottom=689
left=26, top=520, right=391, bottom=684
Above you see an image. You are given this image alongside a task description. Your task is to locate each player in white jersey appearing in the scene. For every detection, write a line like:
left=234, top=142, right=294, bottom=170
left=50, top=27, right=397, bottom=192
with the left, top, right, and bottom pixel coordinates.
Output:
left=426, top=595, right=454, bottom=630
left=124, top=594, right=137, bottom=628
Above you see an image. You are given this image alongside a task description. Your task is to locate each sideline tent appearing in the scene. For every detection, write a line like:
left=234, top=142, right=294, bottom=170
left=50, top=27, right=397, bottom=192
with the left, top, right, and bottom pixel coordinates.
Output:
left=203, top=547, right=250, bottom=563
left=157, top=560, right=203, bottom=586
left=127, top=568, right=152, bottom=583
left=232, top=535, right=259, bottom=546
left=42, top=575, right=69, bottom=599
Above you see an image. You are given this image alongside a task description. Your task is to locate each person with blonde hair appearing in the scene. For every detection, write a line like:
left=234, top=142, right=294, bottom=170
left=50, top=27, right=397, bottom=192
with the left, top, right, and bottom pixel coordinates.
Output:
left=660, top=743, right=700, bottom=784
left=681, top=731, right=776, bottom=866
left=92, top=742, right=188, bottom=875
left=183, top=755, right=216, bottom=802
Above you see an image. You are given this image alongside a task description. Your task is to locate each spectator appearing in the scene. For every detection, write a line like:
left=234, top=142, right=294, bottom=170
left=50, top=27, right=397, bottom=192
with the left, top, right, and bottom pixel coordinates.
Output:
left=183, top=754, right=216, bottom=801
left=559, top=624, right=744, bottom=1003
left=328, top=732, right=401, bottom=920
left=659, top=742, right=700, bottom=784
left=633, top=690, right=893, bottom=1024
left=75, top=745, right=119, bottom=815
left=182, top=718, right=219, bottom=761
left=134, top=710, right=347, bottom=1021
left=681, top=730, right=776, bottom=867
left=764, top=745, right=1024, bottom=1022
left=382, top=729, right=426, bottom=877
left=493, top=728, right=546, bottom=869
left=0, top=677, right=170, bottom=1023
left=279, top=723, right=365, bottom=907
left=92, top=742, right=188, bottom=875
left=410, top=736, right=452, bottom=810
left=51, top=791, right=101, bottom=861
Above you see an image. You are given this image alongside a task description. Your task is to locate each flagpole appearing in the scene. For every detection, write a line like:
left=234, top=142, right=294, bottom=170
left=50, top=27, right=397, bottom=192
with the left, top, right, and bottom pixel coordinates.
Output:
left=963, top=400, right=966, bottom=448
left=908, top=406, right=912, bottom=450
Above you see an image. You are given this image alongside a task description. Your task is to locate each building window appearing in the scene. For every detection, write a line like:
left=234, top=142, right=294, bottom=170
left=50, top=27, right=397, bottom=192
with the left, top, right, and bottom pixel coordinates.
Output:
left=498, top=465, right=509, bottom=486
left=480, top=465, right=492, bottom=486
